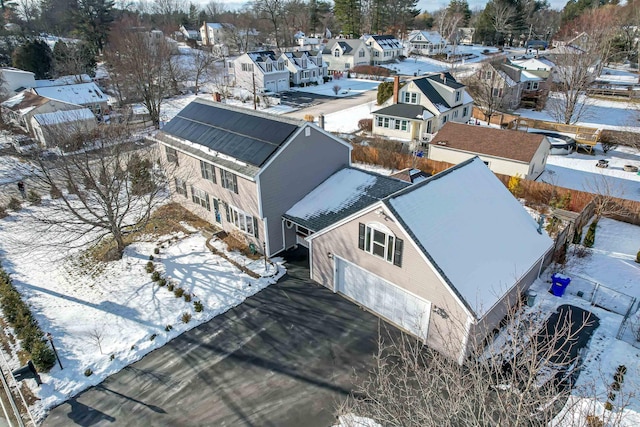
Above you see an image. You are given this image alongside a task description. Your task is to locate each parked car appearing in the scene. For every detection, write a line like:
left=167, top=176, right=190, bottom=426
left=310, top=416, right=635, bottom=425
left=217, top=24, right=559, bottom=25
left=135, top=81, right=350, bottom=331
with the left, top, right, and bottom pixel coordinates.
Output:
left=530, top=131, right=577, bottom=155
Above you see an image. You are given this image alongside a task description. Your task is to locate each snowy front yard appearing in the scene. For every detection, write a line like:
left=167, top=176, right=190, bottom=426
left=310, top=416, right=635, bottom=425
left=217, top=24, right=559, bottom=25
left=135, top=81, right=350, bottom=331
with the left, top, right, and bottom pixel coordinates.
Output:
left=0, top=201, right=283, bottom=422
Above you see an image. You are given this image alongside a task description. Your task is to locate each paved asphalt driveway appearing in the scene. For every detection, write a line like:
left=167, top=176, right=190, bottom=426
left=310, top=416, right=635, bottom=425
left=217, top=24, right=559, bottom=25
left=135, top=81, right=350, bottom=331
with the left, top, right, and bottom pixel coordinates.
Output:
left=44, top=250, right=386, bottom=427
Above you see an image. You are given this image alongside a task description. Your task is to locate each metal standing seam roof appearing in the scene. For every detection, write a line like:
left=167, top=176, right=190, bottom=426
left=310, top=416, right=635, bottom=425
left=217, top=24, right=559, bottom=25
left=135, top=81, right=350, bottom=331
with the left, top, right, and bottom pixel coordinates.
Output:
left=283, top=167, right=411, bottom=232
left=159, top=99, right=303, bottom=169
left=372, top=104, right=433, bottom=120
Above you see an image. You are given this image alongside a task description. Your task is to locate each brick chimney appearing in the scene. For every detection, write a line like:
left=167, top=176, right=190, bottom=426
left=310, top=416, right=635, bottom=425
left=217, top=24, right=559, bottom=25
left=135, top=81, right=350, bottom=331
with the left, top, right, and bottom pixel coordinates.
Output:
left=392, top=75, right=400, bottom=104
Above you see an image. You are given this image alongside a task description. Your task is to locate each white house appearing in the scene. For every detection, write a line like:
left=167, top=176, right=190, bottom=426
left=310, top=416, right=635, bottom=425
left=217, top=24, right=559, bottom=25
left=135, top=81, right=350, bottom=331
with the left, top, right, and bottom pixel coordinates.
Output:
left=428, top=122, right=550, bottom=180
left=31, top=82, right=109, bottom=116
left=363, top=34, right=403, bottom=64
left=1, top=91, right=85, bottom=134
left=281, top=51, right=327, bottom=86
left=0, top=68, right=36, bottom=96
left=232, top=51, right=290, bottom=93
left=372, top=73, right=473, bottom=142
left=30, top=108, right=97, bottom=148
left=322, top=39, right=371, bottom=74
left=407, top=30, right=448, bottom=56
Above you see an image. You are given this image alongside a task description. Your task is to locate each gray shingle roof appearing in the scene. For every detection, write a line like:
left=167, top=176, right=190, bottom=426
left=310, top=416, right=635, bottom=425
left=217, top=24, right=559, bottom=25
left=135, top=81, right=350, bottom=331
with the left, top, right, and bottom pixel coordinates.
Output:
left=283, top=167, right=410, bottom=232
left=159, top=99, right=303, bottom=169
left=425, top=72, right=465, bottom=89
left=413, top=77, right=451, bottom=109
left=372, top=103, right=431, bottom=120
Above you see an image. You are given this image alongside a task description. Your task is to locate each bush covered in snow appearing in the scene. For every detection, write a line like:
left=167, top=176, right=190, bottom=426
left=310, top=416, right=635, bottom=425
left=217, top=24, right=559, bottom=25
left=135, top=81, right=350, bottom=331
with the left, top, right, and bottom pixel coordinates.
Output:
left=583, top=220, right=598, bottom=248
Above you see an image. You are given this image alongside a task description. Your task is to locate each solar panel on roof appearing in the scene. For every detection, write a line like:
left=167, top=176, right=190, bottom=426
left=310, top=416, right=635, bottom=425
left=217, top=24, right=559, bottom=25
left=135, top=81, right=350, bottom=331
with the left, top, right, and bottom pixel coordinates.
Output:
left=161, top=102, right=299, bottom=167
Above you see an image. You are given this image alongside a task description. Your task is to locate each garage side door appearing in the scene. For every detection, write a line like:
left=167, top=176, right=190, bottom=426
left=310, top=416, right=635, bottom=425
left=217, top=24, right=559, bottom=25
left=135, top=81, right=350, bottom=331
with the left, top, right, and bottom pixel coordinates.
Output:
left=335, top=258, right=430, bottom=340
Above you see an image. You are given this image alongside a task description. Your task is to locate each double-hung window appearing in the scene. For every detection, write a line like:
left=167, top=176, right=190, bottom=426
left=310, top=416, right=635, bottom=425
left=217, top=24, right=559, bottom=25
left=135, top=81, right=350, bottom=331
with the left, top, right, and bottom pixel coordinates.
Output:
left=174, top=178, right=187, bottom=197
left=191, top=186, right=210, bottom=211
left=220, top=169, right=238, bottom=194
left=200, top=160, right=216, bottom=183
left=403, top=92, right=418, bottom=104
left=165, top=146, right=178, bottom=165
left=358, top=223, right=403, bottom=266
left=227, top=205, right=258, bottom=238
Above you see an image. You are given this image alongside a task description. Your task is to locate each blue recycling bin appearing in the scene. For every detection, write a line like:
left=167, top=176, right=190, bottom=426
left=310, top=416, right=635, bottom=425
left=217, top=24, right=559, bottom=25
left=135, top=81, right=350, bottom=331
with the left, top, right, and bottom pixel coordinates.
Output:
left=550, top=273, right=571, bottom=297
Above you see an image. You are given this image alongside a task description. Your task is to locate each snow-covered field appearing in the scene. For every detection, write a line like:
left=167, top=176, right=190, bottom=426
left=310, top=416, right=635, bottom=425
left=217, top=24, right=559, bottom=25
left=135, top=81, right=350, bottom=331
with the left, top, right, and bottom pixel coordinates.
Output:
left=0, top=201, right=284, bottom=421
left=291, top=78, right=381, bottom=97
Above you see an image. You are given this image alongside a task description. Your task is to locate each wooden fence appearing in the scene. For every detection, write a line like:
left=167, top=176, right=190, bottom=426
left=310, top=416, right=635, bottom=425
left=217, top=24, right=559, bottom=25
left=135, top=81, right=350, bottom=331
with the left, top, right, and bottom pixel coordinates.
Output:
left=471, top=107, right=520, bottom=128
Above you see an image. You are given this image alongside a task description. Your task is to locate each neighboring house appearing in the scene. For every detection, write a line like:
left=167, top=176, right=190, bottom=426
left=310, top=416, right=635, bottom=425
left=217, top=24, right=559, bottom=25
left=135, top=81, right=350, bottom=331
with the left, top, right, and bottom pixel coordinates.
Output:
left=281, top=51, right=327, bottom=86
left=31, top=82, right=109, bottom=116
left=363, top=34, right=403, bottom=64
left=322, top=39, right=371, bottom=74
left=509, top=56, right=553, bottom=109
left=293, top=31, right=322, bottom=51
left=456, top=28, right=475, bottom=45
left=543, top=46, right=600, bottom=84
left=232, top=51, right=290, bottom=93
left=30, top=108, right=97, bottom=148
left=1, top=91, right=85, bottom=134
left=200, top=22, right=226, bottom=46
left=473, top=62, right=524, bottom=111
left=372, top=73, right=473, bottom=142
left=294, top=157, right=552, bottom=363
left=0, top=68, right=36, bottom=96
left=389, top=168, right=430, bottom=183
left=428, top=122, right=550, bottom=180
left=150, top=99, right=352, bottom=256
left=407, top=30, right=448, bottom=56
left=179, top=25, right=199, bottom=40
left=35, top=74, right=93, bottom=87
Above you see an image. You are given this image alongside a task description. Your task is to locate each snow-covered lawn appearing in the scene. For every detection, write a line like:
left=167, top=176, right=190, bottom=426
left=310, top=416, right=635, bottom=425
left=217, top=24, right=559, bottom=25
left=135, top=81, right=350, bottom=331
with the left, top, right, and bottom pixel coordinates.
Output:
left=540, top=144, right=640, bottom=202
left=324, top=101, right=378, bottom=133
left=291, top=78, right=381, bottom=97
left=527, top=218, right=640, bottom=425
left=0, top=201, right=283, bottom=422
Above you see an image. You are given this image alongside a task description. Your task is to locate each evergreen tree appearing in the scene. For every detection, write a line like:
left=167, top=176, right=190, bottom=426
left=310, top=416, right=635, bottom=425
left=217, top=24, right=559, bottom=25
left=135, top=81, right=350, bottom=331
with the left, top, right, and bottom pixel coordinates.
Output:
left=12, top=40, right=54, bottom=79
left=74, top=0, right=115, bottom=54
left=334, top=0, right=362, bottom=37
left=583, top=220, right=598, bottom=248
left=561, top=0, right=618, bottom=24
left=53, top=41, right=97, bottom=77
left=447, top=0, right=472, bottom=26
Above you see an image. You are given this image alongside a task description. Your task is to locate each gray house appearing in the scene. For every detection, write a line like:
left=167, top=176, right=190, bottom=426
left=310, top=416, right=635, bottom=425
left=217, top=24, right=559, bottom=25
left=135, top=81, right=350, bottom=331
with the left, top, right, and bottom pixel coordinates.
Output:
left=151, top=99, right=352, bottom=256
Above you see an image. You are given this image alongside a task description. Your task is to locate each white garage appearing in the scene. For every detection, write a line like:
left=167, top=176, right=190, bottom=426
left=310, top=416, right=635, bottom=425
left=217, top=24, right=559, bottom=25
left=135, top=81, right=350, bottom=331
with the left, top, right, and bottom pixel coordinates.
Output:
left=264, top=80, right=276, bottom=93
left=335, top=257, right=431, bottom=339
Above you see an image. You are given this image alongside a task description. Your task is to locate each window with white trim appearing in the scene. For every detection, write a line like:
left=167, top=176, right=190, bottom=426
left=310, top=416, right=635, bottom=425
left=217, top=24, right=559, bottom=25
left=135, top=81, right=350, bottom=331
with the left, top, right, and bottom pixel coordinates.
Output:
left=227, top=205, right=258, bottom=237
left=358, top=223, right=403, bottom=266
left=241, top=63, right=254, bottom=72
left=455, top=91, right=461, bottom=102
left=220, top=169, right=238, bottom=194
left=359, top=49, right=365, bottom=57
left=175, top=178, right=187, bottom=197
left=200, top=160, right=216, bottom=183
left=191, top=186, right=210, bottom=211
left=403, top=92, right=418, bottom=104
left=334, top=50, right=340, bottom=57
left=376, top=116, right=383, bottom=127
left=462, top=106, right=468, bottom=117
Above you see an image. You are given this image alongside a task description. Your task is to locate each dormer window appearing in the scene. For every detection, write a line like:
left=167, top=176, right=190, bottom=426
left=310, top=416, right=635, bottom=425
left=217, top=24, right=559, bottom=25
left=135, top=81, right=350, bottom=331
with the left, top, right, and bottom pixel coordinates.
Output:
left=266, top=63, right=273, bottom=72
left=403, top=92, right=418, bottom=104
left=455, top=91, right=461, bottom=102
left=334, top=50, right=340, bottom=57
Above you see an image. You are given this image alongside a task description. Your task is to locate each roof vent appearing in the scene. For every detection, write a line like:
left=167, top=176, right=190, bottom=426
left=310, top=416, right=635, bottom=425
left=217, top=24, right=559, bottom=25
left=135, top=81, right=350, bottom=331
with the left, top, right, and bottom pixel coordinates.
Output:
left=437, top=140, right=447, bottom=146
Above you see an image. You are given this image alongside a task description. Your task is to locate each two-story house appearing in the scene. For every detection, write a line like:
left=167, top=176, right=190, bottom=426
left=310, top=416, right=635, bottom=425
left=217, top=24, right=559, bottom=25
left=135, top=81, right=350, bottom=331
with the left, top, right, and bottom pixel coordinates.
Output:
left=407, top=30, right=448, bottom=56
left=0, top=67, right=36, bottom=96
left=151, top=99, right=352, bottom=256
left=322, top=39, right=371, bottom=74
left=281, top=51, right=327, bottom=87
left=232, top=51, right=290, bottom=93
left=509, top=56, right=554, bottom=109
left=471, top=61, right=524, bottom=112
left=372, top=73, right=474, bottom=143
left=363, top=35, right=404, bottom=65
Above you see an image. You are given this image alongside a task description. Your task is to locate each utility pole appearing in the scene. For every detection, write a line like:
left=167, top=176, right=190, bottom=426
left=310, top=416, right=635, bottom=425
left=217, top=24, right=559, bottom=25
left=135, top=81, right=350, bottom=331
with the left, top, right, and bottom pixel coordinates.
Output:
left=252, top=73, right=257, bottom=110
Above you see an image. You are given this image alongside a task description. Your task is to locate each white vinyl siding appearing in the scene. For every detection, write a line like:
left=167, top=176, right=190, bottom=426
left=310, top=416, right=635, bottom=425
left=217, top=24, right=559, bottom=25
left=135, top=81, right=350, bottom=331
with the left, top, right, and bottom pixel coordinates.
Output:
left=200, top=160, right=216, bottom=183
left=191, top=186, right=210, bottom=211
left=220, top=169, right=238, bottom=194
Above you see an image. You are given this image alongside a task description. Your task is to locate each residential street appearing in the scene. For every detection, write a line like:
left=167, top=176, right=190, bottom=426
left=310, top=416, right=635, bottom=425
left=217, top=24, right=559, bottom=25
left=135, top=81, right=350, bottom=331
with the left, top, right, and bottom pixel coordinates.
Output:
left=43, top=250, right=388, bottom=427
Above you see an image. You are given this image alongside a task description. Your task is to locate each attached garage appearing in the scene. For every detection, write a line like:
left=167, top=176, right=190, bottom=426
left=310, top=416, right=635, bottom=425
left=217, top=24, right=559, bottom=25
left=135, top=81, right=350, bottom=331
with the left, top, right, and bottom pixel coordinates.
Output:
left=335, top=257, right=431, bottom=339
left=264, top=80, right=276, bottom=93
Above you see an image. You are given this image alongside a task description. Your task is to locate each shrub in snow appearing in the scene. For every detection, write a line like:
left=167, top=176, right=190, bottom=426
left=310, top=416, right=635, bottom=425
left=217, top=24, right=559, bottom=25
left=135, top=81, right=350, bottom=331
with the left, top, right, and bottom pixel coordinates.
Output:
left=0, top=205, right=6, bottom=219
left=174, top=288, right=184, bottom=298
left=181, top=313, right=191, bottom=323
left=149, top=255, right=154, bottom=261
left=636, top=249, right=640, bottom=264
left=157, top=278, right=166, bottom=287
left=183, top=293, right=192, bottom=302
left=27, top=190, right=41, bottom=205
left=145, top=261, right=154, bottom=273
left=151, top=271, right=161, bottom=282
left=0, top=268, right=55, bottom=371
left=49, top=185, right=62, bottom=199
left=7, top=197, right=22, bottom=211
left=154, top=247, right=160, bottom=255
left=583, top=220, right=598, bottom=248
left=149, top=334, right=156, bottom=341
left=84, top=368, right=93, bottom=377
left=572, top=229, right=582, bottom=244
left=110, top=354, right=115, bottom=361
left=194, top=301, right=203, bottom=312
left=586, top=415, right=604, bottom=427
left=332, top=84, right=341, bottom=95
left=167, top=282, right=175, bottom=291
left=303, top=114, right=314, bottom=122
left=165, top=324, right=173, bottom=332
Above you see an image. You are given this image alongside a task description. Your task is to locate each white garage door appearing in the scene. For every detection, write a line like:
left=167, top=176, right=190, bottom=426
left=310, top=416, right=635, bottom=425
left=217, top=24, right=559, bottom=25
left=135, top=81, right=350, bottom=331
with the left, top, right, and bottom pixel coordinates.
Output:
left=335, top=258, right=430, bottom=339
left=264, top=80, right=276, bottom=93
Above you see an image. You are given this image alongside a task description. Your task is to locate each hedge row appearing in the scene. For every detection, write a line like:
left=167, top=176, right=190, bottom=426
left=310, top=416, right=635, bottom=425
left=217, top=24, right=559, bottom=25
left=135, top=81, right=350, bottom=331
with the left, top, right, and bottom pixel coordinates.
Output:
left=0, top=269, right=56, bottom=371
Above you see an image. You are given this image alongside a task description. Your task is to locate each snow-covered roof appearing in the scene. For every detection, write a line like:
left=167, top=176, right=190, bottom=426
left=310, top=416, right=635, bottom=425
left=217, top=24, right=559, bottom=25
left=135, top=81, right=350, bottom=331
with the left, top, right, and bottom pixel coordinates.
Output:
left=33, top=82, right=107, bottom=106
left=32, top=108, right=95, bottom=126
left=35, top=74, right=92, bottom=87
left=284, top=167, right=410, bottom=232
left=0, top=67, right=35, bottom=76
left=385, top=157, right=553, bottom=319
left=1, top=91, right=51, bottom=113
left=510, top=57, right=554, bottom=71
left=365, top=35, right=403, bottom=50
left=409, top=30, right=446, bottom=45
left=520, top=70, right=542, bottom=82
left=497, top=70, right=517, bottom=87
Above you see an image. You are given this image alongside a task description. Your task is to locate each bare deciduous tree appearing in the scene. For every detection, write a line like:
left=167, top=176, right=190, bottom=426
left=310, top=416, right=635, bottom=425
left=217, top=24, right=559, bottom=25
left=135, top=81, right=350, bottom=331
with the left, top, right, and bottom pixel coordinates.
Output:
left=463, top=63, right=505, bottom=123
left=104, top=18, right=175, bottom=128
left=191, top=49, right=217, bottom=95
left=338, top=301, right=631, bottom=426
left=26, top=122, right=167, bottom=259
